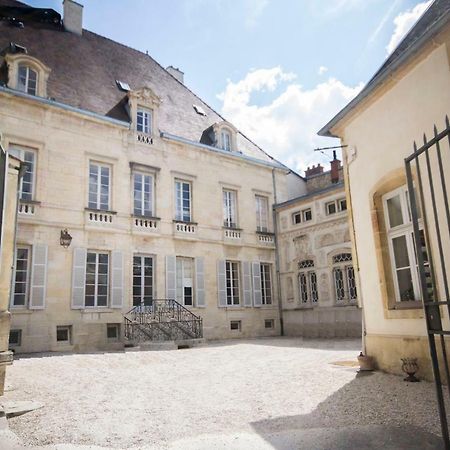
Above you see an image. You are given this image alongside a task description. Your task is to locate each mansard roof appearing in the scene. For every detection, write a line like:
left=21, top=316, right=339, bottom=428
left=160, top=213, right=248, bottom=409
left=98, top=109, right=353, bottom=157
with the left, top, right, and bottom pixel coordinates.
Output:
left=0, top=0, right=280, bottom=165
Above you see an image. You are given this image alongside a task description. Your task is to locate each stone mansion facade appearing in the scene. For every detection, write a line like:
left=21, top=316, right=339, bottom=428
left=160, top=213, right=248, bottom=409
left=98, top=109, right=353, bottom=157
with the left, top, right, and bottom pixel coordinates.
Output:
left=0, top=0, right=360, bottom=353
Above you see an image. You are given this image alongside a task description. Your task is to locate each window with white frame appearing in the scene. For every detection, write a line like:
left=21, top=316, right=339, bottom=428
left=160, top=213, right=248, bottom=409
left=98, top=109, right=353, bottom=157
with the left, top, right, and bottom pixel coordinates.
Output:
left=176, top=257, right=194, bottom=306
left=326, top=198, right=347, bottom=215
left=17, top=65, right=37, bottom=96
left=136, top=107, right=152, bottom=134
left=332, top=253, right=357, bottom=303
left=292, top=208, right=312, bottom=224
left=9, top=146, right=36, bottom=201
left=292, top=212, right=302, bottom=224
left=260, top=263, right=272, bottom=305
left=383, top=186, right=429, bottom=302
left=89, top=162, right=110, bottom=211
left=255, top=195, right=269, bottom=232
left=221, top=129, right=231, bottom=151
left=12, top=246, right=31, bottom=307
left=56, top=326, right=72, bottom=343
left=298, top=259, right=318, bottom=305
left=85, top=251, right=109, bottom=307
left=133, top=255, right=153, bottom=307
left=225, top=261, right=240, bottom=305
left=303, top=208, right=312, bottom=222
left=133, top=172, right=154, bottom=216
left=175, top=180, right=192, bottom=222
left=223, top=189, right=237, bottom=228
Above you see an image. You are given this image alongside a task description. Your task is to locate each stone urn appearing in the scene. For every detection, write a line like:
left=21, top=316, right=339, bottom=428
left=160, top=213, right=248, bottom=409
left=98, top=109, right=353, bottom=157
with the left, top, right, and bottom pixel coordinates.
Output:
left=401, top=357, right=420, bottom=382
left=357, top=352, right=375, bottom=371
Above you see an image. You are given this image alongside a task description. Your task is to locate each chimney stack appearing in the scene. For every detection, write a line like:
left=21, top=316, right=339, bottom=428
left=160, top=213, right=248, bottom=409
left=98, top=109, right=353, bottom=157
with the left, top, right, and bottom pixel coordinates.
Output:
left=330, top=157, right=341, bottom=183
left=166, top=66, right=184, bottom=84
left=304, top=164, right=324, bottom=178
left=63, top=0, right=83, bottom=36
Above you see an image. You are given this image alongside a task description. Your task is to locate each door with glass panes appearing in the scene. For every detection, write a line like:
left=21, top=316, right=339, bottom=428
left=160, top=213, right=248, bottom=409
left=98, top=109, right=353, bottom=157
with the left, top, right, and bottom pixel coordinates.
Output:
left=133, top=255, right=154, bottom=308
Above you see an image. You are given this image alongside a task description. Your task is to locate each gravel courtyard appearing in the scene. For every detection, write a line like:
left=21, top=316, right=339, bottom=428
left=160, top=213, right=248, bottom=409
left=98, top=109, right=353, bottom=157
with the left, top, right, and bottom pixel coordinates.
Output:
left=2, top=338, right=446, bottom=449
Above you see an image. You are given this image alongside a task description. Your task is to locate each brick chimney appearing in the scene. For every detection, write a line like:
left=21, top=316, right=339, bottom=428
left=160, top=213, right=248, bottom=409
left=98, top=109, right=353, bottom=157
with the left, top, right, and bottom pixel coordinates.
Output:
left=330, top=157, right=341, bottom=183
left=166, top=66, right=184, bottom=84
left=304, top=164, right=324, bottom=178
left=63, top=0, right=83, bottom=35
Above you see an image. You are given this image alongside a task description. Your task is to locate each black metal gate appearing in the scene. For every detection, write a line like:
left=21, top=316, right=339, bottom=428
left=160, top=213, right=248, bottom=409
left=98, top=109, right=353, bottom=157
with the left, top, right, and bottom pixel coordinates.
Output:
left=405, top=116, right=450, bottom=448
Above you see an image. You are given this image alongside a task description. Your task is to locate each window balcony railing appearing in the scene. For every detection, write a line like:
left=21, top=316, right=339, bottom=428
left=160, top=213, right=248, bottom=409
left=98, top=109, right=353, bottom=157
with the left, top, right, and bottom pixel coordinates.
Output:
left=173, top=220, right=197, bottom=235
left=85, top=208, right=116, bottom=224
left=223, top=227, right=242, bottom=240
left=18, top=199, right=40, bottom=216
left=136, top=132, right=153, bottom=145
left=133, top=215, right=159, bottom=232
left=256, top=231, right=275, bottom=245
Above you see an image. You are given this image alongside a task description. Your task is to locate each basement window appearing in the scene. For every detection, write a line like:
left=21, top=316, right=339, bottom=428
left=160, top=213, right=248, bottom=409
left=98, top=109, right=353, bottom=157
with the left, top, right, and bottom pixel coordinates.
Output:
left=107, top=323, right=120, bottom=340
left=9, top=329, right=22, bottom=347
left=230, top=320, right=241, bottom=331
left=264, top=319, right=274, bottom=329
left=56, top=326, right=72, bottom=344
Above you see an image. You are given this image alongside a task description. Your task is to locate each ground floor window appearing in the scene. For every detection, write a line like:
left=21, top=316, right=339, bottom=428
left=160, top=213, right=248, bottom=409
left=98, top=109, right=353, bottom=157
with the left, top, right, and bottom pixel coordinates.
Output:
left=260, top=263, right=272, bottom=305
left=12, top=246, right=30, bottom=307
left=133, top=255, right=153, bottom=307
left=332, top=253, right=357, bottom=303
left=298, top=260, right=318, bottom=305
left=85, top=252, right=109, bottom=307
left=176, top=257, right=194, bottom=306
left=226, top=261, right=240, bottom=305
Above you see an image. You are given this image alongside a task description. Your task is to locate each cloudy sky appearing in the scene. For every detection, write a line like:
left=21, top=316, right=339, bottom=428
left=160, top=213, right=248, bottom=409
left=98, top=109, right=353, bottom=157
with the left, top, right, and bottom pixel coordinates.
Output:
left=29, top=0, right=432, bottom=173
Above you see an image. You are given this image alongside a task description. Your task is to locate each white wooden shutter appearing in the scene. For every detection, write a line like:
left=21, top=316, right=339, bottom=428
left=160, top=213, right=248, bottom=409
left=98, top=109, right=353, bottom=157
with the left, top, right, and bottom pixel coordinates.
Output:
left=252, top=261, right=262, bottom=307
left=166, top=255, right=176, bottom=300
left=242, top=261, right=252, bottom=307
left=217, top=260, right=227, bottom=307
left=71, top=248, right=86, bottom=309
left=29, top=244, right=48, bottom=310
left=110, top=250, right=124, bottom=309
left=195, top=257, right=206, bottom=307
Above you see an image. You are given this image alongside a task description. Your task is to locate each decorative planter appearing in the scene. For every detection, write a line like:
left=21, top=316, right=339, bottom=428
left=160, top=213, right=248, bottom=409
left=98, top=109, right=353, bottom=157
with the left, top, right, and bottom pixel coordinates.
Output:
left=401, top=357, right=420, bottom=382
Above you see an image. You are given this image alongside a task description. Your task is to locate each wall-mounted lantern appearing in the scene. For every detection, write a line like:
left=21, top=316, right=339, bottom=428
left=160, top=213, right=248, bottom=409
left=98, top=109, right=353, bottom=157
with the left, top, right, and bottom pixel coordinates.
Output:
left=60, top=229, right=72, bottom=248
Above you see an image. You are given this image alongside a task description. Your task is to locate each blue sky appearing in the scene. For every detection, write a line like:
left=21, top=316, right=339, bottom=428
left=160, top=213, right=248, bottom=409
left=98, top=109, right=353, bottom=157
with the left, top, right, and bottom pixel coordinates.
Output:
left=27, top=0, right=431, bottom=172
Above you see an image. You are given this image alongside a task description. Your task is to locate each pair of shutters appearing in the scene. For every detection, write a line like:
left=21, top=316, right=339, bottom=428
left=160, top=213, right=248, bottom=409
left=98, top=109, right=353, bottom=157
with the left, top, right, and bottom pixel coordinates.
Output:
left=27, top=244, right=48, bottom=310
left=71, top=248, right=123, bottom=309
left=165, top=256, right=205, bottom=307
left=217, top=261, right=262, bottom=308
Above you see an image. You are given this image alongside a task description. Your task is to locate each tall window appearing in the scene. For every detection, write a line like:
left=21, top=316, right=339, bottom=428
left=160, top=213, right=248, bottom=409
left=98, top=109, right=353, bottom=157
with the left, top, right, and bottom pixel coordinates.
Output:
left=260, top=263, right=272, bottom=305
left=383, top=186, right=428, bottom=302
left=226, top=261, right=240, bottom=305
left=9, top=147, right=36, bottom=201
left=176, top=257, right=194, bottom=306
left=221, top=129, right=231, bottom=151
left=175, top=180, right=191, bottom=221
left=133, top=255, right=153, bottom=307
left=137, top=107, right=152, bottom=134
left=133, top=172, right=153, bottom=216
left=256, top=195, right=269, bottom=232
left=12, top=246, right=30, bottom=307
left=89, top=162, right=110, bottom=210
left=332, top=253, right=357, bottom=303
left=223, top=189, right=237, bottom=228
left=18, top=65, right=37, bottom=96
left=85, top=252, right=109, bottom=307
left=298, top=259, right=318, bottom=305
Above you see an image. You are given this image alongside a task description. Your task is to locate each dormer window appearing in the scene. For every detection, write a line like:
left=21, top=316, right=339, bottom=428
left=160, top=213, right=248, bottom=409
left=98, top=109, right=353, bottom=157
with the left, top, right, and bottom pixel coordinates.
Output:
left=221, top=129, right=231, bottom=151
left=18, top=65, right=37, bottom=96
left=137, top=107, right=152, bottom=135
left=211, top=121, right=238, bottom=153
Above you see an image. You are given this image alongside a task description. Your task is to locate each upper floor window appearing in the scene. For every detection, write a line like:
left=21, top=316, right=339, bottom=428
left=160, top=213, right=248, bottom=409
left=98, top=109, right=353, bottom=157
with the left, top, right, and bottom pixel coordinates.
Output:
left=137, top=107, right=152, bottom=135
left=332, top=252, right=357, bottom=303
left=221, top=129, right=231, bottom=151
left=18, top=65, right=37, bottom=96
left=175, top=180, right=191, bottom=222
left=133, top=172, right=154, bottom=217
left=255, top=195, right=269, bottom=232
left=9, top=146, right=36, bottom=201
left=326, top=198, right=347, bottom=215
left=292, top=208, right=312, bottom=225
left=89, top=162, right=110, bottom=211
left=223, top=189, right=237, bottom=228
left=298, top=259, right=318, bottom=305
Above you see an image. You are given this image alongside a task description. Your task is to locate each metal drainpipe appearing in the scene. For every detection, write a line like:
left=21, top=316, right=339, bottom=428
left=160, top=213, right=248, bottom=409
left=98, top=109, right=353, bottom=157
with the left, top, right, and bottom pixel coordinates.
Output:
left=272, top=168, right=284, bottom=336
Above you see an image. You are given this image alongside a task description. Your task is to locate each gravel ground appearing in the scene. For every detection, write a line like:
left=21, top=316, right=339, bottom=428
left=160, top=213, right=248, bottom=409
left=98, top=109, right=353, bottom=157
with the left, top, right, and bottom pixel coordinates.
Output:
left=2, top=337, right=446, bottom=449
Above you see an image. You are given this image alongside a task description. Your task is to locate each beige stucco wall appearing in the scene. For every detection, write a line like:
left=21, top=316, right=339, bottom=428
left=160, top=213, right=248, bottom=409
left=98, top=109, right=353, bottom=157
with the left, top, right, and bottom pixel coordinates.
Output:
left=334, top=32, right=450, bottom=373
left=276, top=183, right=362, bottom=338
left=0, top=89, right=292, bottom=353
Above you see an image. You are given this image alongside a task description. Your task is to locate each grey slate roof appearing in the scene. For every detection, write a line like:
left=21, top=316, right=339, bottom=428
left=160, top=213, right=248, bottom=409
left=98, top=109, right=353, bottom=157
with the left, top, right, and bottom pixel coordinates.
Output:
left=0, top=0, right=281, bottom=165
left=318, top=0, right=450, bottom=137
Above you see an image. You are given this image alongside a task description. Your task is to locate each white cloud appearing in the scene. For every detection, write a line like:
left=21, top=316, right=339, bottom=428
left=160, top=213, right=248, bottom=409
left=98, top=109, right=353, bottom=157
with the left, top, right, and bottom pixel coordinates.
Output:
left=386, top=1, right=432, bottom=54
left=218, top=68, right=363, bottom=173
left=318, top=66, right=328, bottom=75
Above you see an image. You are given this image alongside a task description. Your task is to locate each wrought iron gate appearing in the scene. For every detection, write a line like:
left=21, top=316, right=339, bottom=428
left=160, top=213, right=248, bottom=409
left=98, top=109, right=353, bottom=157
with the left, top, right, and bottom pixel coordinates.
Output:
left=405, top=116, right=450, bottom=448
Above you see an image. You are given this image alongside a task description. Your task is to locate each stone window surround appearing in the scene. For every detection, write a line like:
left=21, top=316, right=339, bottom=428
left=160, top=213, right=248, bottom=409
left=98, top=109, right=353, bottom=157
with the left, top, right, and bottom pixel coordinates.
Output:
left=5, top=53, right=51, bottom=98
left=212, top=121, right=238, bottom=152
left=129, top=162, right=160, bottom=219
left=127, top=87, right=161, bottom=135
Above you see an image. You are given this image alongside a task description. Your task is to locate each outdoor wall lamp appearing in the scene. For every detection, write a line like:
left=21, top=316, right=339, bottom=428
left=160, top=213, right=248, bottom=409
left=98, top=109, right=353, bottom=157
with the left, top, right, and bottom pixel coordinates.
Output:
left=60, top=229, right=72, bottom=248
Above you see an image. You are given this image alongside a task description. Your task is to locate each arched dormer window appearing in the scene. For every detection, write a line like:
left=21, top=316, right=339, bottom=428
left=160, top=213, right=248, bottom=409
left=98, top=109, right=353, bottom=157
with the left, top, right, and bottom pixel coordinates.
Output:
left=212, top=121, right=238, bottom=152
left=221, top=129, right=231, bottom=151
left=5, top=53, right=51, bottom=98
left=18, top=65, right=38, bottom=96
